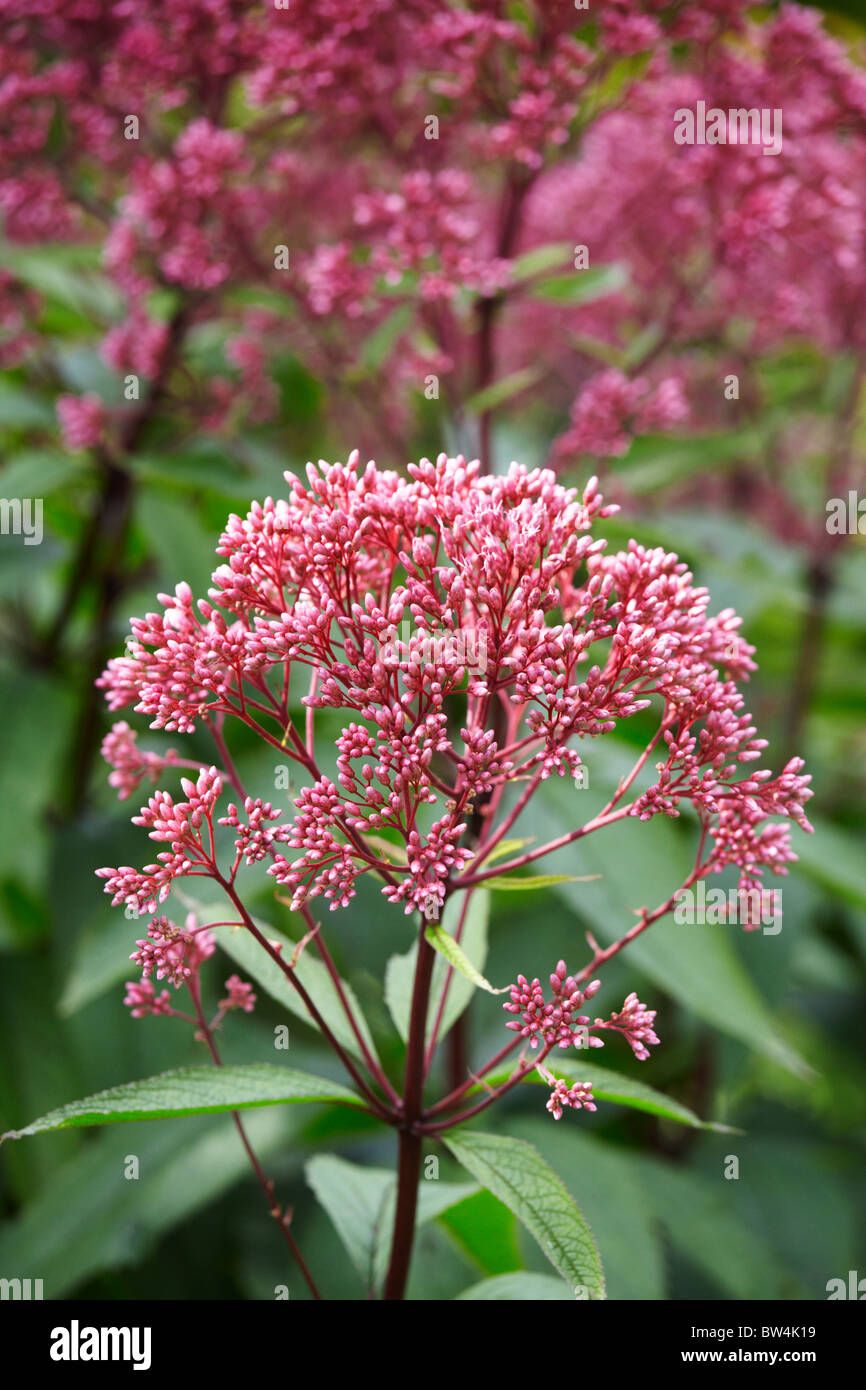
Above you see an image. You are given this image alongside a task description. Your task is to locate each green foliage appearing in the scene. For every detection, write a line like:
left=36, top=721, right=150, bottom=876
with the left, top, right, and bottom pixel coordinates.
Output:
left=443, top=1129, right=606, bottom=1298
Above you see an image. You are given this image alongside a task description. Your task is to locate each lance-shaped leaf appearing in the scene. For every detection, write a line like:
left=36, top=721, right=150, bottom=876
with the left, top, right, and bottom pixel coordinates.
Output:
left=424, top=921, right=508, bottom=995
left=530, top=262, right=628, bottom=304
left=385, top=890, right=491, bottom=1044
left=1, top=1064, right=364, bottom=1141
left=443, top=1129, right=605, bottom=1298
left=483, top=872, right=599, bottom=892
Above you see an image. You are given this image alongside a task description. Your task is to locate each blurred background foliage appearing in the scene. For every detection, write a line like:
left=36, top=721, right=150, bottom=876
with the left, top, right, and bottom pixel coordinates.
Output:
left=1, top=3, right=865, bottom=1302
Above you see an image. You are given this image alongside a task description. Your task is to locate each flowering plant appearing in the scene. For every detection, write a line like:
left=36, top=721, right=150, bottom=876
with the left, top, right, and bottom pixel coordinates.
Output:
left=3, top=449, right=812, bottom=1299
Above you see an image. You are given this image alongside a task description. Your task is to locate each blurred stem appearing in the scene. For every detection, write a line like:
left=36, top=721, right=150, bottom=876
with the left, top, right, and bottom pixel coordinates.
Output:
left=475, top=170, right=534, bottom=474
left=57, top=302, right=197, bottom=815
left=781, top=554, right=833, bottom=764
left=383, top=917, right=437, bottom=1301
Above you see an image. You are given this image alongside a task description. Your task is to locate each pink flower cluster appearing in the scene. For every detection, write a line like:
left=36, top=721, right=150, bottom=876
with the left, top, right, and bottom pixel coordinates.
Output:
left=536, top=1067, right=598, bottom=1122
left=123, top=912, right=256, bottom=1023
left=504, top=962, right=603, bottom=1051
left=504, top=961, right=658, bottom=1063
left=96, top=451, right=812, bottom=928
left=131, top=913, right=216, bottom=988
left=101, top=721, right=180, bottom=800
left=2, top=0, right=804, bottom=460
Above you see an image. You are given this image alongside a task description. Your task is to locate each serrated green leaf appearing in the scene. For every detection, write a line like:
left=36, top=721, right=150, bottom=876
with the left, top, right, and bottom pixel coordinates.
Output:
left=443, top=1129, right=605, bottom=1298
left=503, top=1120, right=664, bottom=1299
left=2, top=1064, right=362, bottom=1140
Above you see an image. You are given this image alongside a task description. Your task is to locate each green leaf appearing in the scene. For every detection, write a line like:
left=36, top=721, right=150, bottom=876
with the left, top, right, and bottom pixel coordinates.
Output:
left=794, top=816, right=866, bottom=912
left=536, top=777, right=810, bottom=1076
left=305, top=1156, right=393, bottom=1287
left=530, top=263, right=628, bottom=305
left=503, top=1120, right=665, bottom=1299
left=424, top=922, right=508, bottom=995
left=485, top=1058, right=736, bottom=1132
left=465, top=367, right=541, bottom=416
left=509, top=242, right=573, bottom=284
left=0, top=244, right=122, bottom=319
left=476, top=836, right=535, bottom=866
left=0, top=449, right=84, bottom=496
left=484, top=872, right=599, bottom=892
left=615, top=429, right=767, bottom=495
left=456, top=1272, right=573, bottom=1300
left=639, top=1157, right=791, bottom=1299
left=439, top=1188, right=522, bottom=1276
left=1, top=1064, right=363, bottom=1140
left=306, top=1154, right=476, bottom=1292
left=0, top=1108, right=337, bottom=1298
left=0, top=382, right=57, bottom=428
left=385, top=889, right=490, bottom=1044
left=190, top=904, right=380, bottom=1065
left=358, top=304, right=414, bottom=372
left=443, top=1129, right=605, bottom=1298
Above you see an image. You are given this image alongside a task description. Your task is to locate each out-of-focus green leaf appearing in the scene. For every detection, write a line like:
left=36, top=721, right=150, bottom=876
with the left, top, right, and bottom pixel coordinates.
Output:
left=0, top=381, right=56, bottom=428
left=358, top=304, right=414, bottom=373
left=509, top=243, right=572, bottom=284
left=638, top=1156, right=792, bottom=1299
left=465, top=367, right=541, bottom=416
left=794, top=817, right=866, bottom=911
left=306, top=1153, right=476, bottom=1292
left=456, top=1271, right=573, bottom=1300
left=0, top=1110, right=292, bottom=1297
left=530, top=263, right=628, bottom=305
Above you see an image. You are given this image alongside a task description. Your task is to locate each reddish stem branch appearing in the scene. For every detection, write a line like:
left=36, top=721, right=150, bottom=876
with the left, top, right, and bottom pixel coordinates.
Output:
left=187, top=975, right=322, bottom=1300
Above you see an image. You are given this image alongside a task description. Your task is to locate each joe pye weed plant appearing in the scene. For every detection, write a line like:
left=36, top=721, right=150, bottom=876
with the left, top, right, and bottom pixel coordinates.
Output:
left=1, top=450, right=813, bottom=1301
